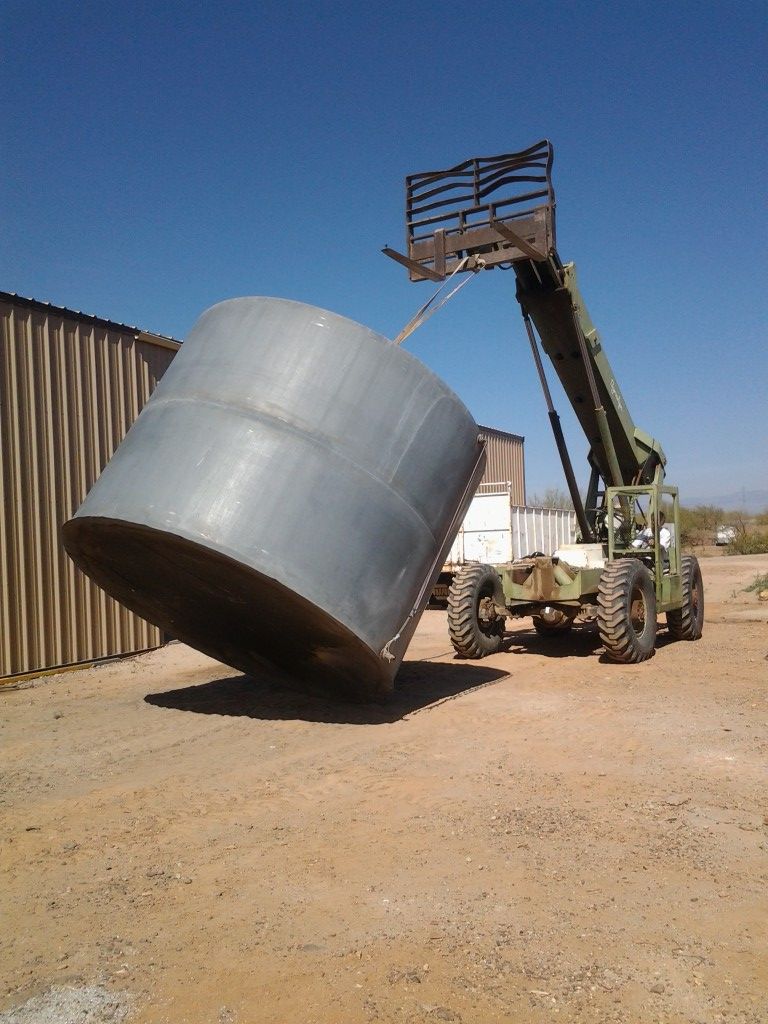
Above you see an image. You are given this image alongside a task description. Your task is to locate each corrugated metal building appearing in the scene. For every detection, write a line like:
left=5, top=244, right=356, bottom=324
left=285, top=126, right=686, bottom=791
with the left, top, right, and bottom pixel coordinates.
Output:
left=0, top=292, right=180, bottom=680
left=477, top=424, right=525, bottom=502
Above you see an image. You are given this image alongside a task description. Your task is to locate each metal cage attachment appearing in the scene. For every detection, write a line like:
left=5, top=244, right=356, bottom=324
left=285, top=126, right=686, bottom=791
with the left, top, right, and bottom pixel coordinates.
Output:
left=383, top=139, right=556, bottom=282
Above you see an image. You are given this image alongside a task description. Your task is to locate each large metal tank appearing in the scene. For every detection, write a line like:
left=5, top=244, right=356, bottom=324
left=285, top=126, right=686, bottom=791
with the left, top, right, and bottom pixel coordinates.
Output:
left=63, top=297, right=485, bottom=697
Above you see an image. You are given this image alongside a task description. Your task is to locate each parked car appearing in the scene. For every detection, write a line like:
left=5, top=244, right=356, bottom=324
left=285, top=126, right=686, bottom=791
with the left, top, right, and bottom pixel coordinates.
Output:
left=715, top=525, right=737, bottom=545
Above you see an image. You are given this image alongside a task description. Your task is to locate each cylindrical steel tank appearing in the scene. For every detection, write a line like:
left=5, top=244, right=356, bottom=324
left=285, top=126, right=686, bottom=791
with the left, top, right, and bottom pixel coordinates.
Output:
left=63, top=297, right=485, bottom=697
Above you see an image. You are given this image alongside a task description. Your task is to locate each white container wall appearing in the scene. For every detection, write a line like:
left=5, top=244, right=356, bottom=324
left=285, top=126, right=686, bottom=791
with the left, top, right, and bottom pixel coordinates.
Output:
left=447, top=485, right=576, bottom=567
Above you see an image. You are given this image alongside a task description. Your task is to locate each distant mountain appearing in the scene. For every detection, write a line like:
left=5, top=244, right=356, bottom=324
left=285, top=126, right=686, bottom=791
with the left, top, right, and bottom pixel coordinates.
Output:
left=684, top=489, right=768, bottom=514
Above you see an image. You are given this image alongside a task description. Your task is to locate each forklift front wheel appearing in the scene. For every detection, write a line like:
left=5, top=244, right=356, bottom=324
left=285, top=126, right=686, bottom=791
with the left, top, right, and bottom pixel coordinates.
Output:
left=447, top=564, right=506, bottom=659
left=597, top=558, right=657, bottom=663
left=666, top=554, right=704, bottom=640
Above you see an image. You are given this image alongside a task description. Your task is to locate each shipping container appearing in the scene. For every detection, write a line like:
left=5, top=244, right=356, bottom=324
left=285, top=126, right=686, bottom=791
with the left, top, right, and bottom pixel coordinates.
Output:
left=0, top=292, right=179, bottom=680
left=446, top=490, right=577, bottom=566
left=432, top=483, right=577, bottom=601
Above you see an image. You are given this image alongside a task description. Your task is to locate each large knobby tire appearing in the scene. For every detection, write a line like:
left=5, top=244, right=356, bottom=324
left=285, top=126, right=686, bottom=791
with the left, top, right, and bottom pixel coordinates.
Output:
left=667, top=554, right=704, bottom=640
left=597, top=558, right=657, bottom=663
left=447, top=564, right=505, bottom=658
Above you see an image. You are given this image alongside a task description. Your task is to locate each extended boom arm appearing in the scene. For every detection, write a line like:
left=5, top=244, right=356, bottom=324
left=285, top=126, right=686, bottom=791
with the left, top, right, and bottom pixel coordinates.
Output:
left=383, top=140, right=666, bottom=537
left=514, top=254, right=666, bottom=492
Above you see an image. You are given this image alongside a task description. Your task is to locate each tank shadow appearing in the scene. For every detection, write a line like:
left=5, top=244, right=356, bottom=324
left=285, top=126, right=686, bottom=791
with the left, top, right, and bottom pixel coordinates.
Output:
left=144, top=659, right=509, bottom=725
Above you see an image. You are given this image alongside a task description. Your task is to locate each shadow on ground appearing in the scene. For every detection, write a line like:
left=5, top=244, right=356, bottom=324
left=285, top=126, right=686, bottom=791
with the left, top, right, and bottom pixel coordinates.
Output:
left=144, top=659, right=509, bottom=725
left=503, top=623, right=603, bottom=659
left=506, top=622, right=680, bottom=662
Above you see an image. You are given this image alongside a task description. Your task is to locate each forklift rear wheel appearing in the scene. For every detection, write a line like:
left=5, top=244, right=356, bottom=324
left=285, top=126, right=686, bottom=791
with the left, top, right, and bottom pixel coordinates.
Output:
left=447, top=564, right=505, bottom=658
left=597, top=558, right=657, bottom=663
left=666, top=554, right=704, bottom=640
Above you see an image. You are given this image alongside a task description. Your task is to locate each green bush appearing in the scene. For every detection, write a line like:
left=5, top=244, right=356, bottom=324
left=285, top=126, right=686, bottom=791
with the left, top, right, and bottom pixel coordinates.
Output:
left=727, top=532, right=768, bottom=555
left=678, top=504, right=724, bottom=546
left=528, top=487, right=574, bottom=509
left=744, top=572, right=768, bottom=593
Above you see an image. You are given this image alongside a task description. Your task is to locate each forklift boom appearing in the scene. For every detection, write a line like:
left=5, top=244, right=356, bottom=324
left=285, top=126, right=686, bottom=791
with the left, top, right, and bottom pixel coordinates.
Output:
left=383, top=139, right=666, bottom=531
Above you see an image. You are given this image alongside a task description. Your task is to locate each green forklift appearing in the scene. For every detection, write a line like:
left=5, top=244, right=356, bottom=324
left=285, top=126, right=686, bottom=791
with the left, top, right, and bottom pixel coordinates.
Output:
left=384, top=140, right=703, bottom=663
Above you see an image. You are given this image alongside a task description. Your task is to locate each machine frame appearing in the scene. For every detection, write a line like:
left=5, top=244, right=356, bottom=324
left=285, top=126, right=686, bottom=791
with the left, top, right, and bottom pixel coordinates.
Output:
left=384, top=141, right=703, bottom=663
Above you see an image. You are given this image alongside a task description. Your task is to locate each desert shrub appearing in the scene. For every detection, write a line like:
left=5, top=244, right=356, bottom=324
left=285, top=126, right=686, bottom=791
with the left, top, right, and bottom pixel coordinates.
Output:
left=678, top=504, right=724, bottom=546
left=744, top=572, right=768, bottom=592
left=727, top=532, right=768, bottom=555
left=528, top=487, right=574, bottom=509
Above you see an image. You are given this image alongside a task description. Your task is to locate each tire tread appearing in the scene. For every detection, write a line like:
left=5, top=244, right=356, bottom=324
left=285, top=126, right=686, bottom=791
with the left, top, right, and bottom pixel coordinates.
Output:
left=597, top=558, right=657, bottom=663
left=447, top=564, right=505, bottom=659
left=667, top=554, right=704, bottom=641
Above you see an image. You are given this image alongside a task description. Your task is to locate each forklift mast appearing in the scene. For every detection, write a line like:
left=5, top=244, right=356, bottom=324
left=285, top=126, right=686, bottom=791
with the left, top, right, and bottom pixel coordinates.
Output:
left=383, top=140, right=666, bottom=539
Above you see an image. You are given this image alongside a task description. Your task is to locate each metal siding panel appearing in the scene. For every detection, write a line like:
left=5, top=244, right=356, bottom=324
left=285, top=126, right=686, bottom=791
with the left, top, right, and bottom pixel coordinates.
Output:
left=52, top=315, right=77, bottom=665
left=478, top=427, right=525, bottom=503
left=31, top=312, right=57, bottom=670
left=48, top=316, right=69, bottom=666
left=509, top=506, right=577, bottom=559
left=0, top=297, right=178, bottom=678
left=0, top=304, right=22, bottom=672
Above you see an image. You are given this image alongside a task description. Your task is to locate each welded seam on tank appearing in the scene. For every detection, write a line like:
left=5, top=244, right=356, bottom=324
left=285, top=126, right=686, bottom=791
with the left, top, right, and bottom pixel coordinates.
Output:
left=146, top=393, right=446, bottom=541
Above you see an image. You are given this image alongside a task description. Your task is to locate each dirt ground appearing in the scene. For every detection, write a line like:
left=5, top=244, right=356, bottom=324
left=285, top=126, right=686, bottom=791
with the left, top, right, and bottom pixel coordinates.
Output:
left=2, top=554, right=767, bottom=1024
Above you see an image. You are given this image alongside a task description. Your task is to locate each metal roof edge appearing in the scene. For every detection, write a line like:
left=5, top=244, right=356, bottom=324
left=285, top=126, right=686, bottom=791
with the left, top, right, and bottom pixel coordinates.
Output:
left=0, top=290, right=181, bottom=349
left=478, top=423, right=525, bottom=444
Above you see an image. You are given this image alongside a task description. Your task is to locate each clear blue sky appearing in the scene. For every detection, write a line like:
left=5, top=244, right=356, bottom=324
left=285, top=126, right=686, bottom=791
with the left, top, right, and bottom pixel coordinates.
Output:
left=2, top=1, right=766, bottom=503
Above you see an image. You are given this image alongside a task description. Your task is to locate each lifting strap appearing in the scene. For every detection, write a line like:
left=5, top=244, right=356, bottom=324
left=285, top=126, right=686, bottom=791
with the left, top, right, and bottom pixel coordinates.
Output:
left=392, top=255, right=485, bottom=346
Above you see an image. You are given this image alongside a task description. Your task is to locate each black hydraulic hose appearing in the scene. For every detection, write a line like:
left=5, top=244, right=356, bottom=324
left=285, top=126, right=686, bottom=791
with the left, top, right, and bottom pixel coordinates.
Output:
left=522, top=313, right=593, bottom=543
left=569, top=307, right=624, bottom=490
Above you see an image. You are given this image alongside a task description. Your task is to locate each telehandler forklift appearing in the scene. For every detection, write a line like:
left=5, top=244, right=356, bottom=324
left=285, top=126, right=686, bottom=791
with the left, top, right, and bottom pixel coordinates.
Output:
left=384, top=140, right=703, bottom=663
